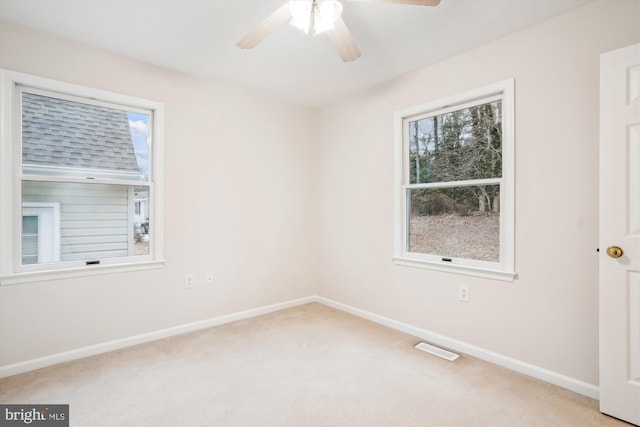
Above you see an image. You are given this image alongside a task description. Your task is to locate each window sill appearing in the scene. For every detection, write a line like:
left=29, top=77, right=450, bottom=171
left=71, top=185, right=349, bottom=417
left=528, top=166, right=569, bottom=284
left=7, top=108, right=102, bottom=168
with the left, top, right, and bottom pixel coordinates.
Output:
left=0, top=260, right=165, bottom=286
left=393, top=256, right=516, bottom=282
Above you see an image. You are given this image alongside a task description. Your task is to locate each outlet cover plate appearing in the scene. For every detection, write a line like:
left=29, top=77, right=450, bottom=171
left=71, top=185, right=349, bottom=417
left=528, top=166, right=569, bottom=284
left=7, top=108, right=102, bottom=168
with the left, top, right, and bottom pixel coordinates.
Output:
left=458, top=285, right=470, bottom=302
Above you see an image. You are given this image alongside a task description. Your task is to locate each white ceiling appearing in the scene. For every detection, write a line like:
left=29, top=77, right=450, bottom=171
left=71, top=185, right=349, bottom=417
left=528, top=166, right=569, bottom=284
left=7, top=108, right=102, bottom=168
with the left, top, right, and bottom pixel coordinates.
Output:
left=0, top=0, right=592, bottom=107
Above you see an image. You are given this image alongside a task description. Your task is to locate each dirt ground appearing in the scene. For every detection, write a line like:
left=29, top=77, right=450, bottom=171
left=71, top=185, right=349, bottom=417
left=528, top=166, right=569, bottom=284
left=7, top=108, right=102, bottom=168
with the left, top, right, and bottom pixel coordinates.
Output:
left=135, top=241, right=149, bottom=256
left=409, top=213, right=499, bottom=261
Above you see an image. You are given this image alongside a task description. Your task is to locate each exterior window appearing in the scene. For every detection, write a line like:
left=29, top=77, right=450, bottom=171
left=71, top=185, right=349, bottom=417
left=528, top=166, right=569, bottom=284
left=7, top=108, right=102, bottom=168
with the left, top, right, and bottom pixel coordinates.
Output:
left=394, top=80, right=515, bottom=281
left=0, top=70, right=164, bottom=284
left=21, top=203, right=61, bottom=265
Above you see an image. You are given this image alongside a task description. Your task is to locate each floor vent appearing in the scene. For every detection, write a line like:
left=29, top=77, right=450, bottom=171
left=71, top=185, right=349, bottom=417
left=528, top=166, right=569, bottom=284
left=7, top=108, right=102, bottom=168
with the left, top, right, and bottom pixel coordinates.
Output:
left=414, top=342, right=460, bottom=361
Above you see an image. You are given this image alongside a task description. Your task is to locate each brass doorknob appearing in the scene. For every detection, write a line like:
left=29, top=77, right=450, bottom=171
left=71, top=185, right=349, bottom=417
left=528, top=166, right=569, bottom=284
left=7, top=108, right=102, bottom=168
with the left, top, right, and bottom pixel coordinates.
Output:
left=606, top=246, right=624, bottom=258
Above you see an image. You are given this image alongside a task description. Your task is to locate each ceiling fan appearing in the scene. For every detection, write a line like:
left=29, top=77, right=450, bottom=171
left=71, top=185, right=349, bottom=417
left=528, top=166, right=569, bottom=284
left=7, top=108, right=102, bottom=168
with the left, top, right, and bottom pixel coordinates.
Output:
left=236, top=0, right=441, bottom=62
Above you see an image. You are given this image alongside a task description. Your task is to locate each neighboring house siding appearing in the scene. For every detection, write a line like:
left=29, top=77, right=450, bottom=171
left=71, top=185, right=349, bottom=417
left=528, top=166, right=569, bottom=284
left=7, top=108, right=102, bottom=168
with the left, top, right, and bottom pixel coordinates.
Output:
left=23, top=181, right=131, bottom=261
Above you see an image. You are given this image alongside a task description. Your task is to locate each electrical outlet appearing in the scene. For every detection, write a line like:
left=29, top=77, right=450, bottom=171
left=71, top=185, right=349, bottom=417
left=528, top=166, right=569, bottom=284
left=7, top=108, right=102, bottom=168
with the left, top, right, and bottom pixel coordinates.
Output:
left=185, top=274, right=194, bottom=289
left=458, top=285, right=470, bottom=302
left=206, top=272, right=214, bottom=286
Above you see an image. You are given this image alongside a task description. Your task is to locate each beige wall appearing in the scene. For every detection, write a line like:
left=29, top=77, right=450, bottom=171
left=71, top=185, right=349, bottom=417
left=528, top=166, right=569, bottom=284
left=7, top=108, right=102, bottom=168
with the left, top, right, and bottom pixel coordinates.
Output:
left=314, top=0, right=640, bottom=386
left=0, top=22, right=317, bottom=365
left=1, top=0, right=639, bottom=390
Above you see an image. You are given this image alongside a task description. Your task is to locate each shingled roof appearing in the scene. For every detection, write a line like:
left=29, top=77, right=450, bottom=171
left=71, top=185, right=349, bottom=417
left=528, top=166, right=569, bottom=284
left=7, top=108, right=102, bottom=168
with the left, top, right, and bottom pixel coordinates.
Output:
left=21, top=91, right=140, bottom=174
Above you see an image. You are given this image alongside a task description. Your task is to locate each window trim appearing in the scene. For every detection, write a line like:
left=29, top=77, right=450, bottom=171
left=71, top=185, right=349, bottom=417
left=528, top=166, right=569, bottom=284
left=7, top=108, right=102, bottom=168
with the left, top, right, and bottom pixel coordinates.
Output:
left=393, top=79, right=516, bottom=281
left=0, top=69, right=165, bottom=285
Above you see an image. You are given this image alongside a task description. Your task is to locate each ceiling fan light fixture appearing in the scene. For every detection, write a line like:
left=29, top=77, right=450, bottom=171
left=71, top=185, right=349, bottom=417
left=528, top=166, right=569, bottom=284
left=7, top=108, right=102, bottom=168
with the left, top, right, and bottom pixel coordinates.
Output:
left=238, top=0, right=440, bottom=62
left=289, top=0, right=343, bottom=36
left=314, top=0, right=343, bottom=34
left=289, top=0, right=313, bottom=34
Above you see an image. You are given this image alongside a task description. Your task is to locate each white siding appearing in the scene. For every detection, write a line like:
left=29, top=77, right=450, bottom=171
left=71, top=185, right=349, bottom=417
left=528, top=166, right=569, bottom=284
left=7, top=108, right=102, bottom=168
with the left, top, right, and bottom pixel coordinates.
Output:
left=22, top=181, right=131, bottom=261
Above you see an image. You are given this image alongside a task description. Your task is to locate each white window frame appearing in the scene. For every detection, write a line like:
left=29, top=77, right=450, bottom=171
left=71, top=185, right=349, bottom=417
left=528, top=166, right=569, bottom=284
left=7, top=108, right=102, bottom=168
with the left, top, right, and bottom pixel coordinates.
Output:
left=0, top=69, right=165, bottom=285
left=393, top=79, right=516, bottom=281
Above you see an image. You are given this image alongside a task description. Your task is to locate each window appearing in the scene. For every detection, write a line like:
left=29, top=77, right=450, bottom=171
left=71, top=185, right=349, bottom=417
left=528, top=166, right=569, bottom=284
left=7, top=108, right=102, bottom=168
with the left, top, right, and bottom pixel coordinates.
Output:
left=0, top=70, right=164, bottom=284
left=21, top=203, right=61, bottom=265
left=394, top=80, right=515, bottom=281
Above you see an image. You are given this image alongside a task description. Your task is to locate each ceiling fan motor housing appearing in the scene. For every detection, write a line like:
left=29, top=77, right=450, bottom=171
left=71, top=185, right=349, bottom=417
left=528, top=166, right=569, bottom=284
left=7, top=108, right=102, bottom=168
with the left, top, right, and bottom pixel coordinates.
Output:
left=289, top=0, right=344, bottom=35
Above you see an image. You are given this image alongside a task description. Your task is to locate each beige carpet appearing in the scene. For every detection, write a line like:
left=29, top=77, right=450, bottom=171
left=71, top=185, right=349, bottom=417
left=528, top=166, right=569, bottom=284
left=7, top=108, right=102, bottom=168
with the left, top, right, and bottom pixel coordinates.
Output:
left=0, top=303, right=629, bottom=427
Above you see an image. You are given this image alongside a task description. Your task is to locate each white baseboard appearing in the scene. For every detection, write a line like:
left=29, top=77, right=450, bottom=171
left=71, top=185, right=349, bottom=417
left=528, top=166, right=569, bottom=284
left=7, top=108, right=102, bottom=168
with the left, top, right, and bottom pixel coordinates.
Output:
left=315, top=296, right=600, bottom=400
left=0, top=296, right=315, bottom=379
left=0, top=294, right=601, bottom=401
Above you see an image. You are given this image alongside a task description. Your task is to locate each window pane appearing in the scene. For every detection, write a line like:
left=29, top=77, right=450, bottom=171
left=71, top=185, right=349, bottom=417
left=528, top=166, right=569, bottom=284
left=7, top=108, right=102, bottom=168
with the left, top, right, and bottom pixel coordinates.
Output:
left=408, top=185, right=500, bottom=262
left=22, top=216, right=38, bottom=265
left=22, top=181, right=150, bottom=263
left=21, top=91, right=150, bottom=181
left=22, top=215, right=38, bottom=234
left=133, top=186, right=150, bottom=256
left=409, top=101, right=502, bottom=184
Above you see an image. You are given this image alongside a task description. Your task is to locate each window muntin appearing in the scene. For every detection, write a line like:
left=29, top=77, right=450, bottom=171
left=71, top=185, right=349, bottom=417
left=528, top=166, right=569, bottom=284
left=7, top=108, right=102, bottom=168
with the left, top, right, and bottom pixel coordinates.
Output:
left=395, top=80, right=515, bottom=280
left=0, top=70, right=164, bottom=284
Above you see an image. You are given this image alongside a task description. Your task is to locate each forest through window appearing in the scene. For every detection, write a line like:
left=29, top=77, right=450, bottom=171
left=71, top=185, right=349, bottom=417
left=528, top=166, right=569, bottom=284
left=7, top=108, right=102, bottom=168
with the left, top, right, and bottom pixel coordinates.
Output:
left=407, top=100, right=502, bottom=262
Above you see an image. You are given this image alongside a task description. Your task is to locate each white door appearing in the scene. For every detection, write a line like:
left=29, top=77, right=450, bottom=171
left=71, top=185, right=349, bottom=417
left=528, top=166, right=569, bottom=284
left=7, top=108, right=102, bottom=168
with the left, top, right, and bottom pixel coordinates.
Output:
left=599, top=43, right=640, bottom=426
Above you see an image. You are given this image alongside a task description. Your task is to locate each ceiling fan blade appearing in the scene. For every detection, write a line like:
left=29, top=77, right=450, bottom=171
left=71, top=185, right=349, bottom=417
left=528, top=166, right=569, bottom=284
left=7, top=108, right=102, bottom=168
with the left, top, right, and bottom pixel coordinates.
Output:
left=236, top=4, right=292, bottom=50
left=347, top=0, right=441, bottom=5
left=326, top=17, right=361, bottom=62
